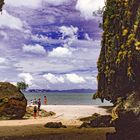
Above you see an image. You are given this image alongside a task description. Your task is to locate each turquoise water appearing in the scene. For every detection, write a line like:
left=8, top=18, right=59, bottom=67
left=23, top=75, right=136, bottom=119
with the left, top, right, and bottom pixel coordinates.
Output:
left=24, top=92, right=112, bottom=106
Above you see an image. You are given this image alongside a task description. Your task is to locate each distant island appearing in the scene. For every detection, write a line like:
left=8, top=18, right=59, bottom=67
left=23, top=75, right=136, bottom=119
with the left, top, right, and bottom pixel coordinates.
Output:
left=26, top=89, right=96, bottom=93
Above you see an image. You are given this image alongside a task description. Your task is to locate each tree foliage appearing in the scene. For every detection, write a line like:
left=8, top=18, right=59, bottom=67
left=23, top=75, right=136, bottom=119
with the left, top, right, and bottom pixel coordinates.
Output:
left=17, top=82, right=29, bottom=91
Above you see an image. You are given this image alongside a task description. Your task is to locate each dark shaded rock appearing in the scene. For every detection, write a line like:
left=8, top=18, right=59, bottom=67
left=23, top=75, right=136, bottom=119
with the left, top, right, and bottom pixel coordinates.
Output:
left=0, top=0, right=4, bottom=12
left=80, top=114, right=112, bottom=128
left=90, top=115, right=112, bottom=127
left=107, top=93, right=140, bottom=140
left=79, top=122, right=91, bottom=128
left=79, top=113, right=101, bottom=122
left=44, top=122, right=67, bottom=128
left=0, top=82, right=27, bottom=119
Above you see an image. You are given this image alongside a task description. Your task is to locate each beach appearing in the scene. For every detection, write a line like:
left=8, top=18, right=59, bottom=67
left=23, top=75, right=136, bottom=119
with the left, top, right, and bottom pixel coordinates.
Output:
left=0, top=105, right=115, bottom=140
left=0, top=105, right=109, bottom=127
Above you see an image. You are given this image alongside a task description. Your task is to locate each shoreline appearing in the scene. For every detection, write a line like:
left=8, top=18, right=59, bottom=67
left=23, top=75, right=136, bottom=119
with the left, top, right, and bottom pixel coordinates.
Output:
left=0, top=105, right=114, bottom=140
left=0, top=105, right=111, bottom=127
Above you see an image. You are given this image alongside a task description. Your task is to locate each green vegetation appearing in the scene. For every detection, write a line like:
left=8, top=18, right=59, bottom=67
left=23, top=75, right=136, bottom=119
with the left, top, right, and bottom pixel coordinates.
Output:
left=17, top=82, right=29, bottom=91
left=96, top=0, right=140, bottom=103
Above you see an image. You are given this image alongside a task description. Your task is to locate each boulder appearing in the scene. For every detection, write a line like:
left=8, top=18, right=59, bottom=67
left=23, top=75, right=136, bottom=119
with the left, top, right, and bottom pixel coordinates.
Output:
left=44, top=122, right=67, bottom=128
left=90, top=115, right=112, bottom=127
left=80, top=114, right=112, bottom=128
left=0, top=82, right=27, bottom=119
left=107, top=93, right=140, bottom=140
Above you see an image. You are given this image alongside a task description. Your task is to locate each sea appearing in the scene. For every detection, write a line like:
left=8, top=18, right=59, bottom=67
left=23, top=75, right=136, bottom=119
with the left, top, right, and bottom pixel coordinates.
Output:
left=24, top=92, right=112, bottom=106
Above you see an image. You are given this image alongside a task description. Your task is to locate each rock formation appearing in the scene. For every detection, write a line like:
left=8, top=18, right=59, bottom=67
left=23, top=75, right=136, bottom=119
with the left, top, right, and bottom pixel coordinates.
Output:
left=0, top=0, right=4, bottom=12
left=0, top=82, right=27, bottom=119
left=44, top=122, right=67, bottom=128
left=94, top=0, right=140, bottom=140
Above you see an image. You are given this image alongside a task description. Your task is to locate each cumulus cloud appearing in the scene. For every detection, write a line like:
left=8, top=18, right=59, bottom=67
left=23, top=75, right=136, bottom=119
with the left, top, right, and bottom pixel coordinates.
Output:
left=43, top=73, right=65, bottom=84
left=44, top=0, right=68, bottom=6
left=48, top=47, right=72, bottom=58
left=18, top=73, right=33, bottom=85
left=59, top=25, right=79, bottom=49
left=31, top=34, right=48, bottom=42
left=59, top=25, right=78, bottom=39
left=0, top=10, right=24, bottom=31
left=0, top=57, right=7, bottom=64
left=84, top=33, right=92, bottom=41
left=5, top=0, right=40, bottom=8
left=86, top=76, right=97, bottom=84
left=76, top=0, right=105, bottom=20
left=0, top=31, right=8, bottom=40
left=5, top=0, right=68, bottom=8
left=66, top=73, right=86, bottom=84
left=22, top=44, right=46, bottom=54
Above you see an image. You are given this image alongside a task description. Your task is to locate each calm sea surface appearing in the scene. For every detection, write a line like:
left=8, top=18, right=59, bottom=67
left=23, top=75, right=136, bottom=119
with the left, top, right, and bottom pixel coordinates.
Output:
left=24, top=92, right=112, bottom=106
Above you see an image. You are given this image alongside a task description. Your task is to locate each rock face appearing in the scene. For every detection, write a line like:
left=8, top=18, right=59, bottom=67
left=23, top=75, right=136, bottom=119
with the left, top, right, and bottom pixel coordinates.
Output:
left=0, top=82, right=27, bottom=119
left=80, top=114, right=112, bottom=128
left=0, top=0, right=4, bottom=12
left=44, top=122, right=67, bottom=128
left=94, top=0, right=140, bottom=140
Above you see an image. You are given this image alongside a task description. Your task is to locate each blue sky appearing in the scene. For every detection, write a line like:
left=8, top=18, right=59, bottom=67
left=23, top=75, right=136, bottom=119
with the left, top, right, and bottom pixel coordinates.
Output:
left=0, top=0, right=105, bottom=90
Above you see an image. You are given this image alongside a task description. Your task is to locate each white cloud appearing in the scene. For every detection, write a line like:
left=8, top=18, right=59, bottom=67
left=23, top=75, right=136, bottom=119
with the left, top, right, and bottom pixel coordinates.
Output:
left=44, top=0, right=68, bottom=6
left=0, top=31, right=8, bottom=40
left=86, top=76, right=97, bottom=84
left=0, top=10, right=24, bottom=30
left=49, top=47, right=72, bottom=58
left=66, top=73, right=86, bottom=84
left=76, top=0, right=105, bottom=20
left=84, top=33, right=92, bottom=41
left=59, top=25, right=79, bottom=48
left=0, top=57, right=7, bottom=64
left=43, top=73, right=65, bottom=84
left=59, top=25, right=78, bottom=39
left=18, top=73, right=33, bottom=85
left=10, top=82, right=17, bottom=86
left=31, top=34, right=48, bottom=42
left=22, top=44, right=46, bottom=54
left=5, top=0, right=40, bottom=8
left=5, top=0, right=68, bottom=8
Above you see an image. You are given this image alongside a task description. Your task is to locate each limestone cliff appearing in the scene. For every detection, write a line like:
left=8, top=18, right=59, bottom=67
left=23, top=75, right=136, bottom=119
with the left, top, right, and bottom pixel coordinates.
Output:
left=95, top=0, right=140, bottom=140
left=95, top=0, right=140, bottom=103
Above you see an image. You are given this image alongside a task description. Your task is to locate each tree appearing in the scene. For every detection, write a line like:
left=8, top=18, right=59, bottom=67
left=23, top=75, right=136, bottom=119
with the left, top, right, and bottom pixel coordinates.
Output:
left=17, top=82, right=28, bottom=91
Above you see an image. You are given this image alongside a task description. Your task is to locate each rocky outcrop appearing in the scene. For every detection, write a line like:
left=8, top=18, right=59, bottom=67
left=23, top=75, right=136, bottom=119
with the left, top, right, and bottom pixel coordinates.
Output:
left=95, top=0, right=140, bottom=103
left=0, top=82, right=27, bottom=119
left=0, top=0, right=4, bottom=12
left=44, top=122, right=67, bottom=128
left=25, top=106, right=55, bottom=118
left=80, top=114, right=112, bottom=128
left=94, top=0, right=140, bottom=140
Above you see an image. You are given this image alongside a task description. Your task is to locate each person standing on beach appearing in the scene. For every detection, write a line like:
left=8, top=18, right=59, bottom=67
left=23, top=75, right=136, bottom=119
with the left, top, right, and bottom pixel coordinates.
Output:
left=34, top=106, right=37, bottom=119
left=44, top=96, right=47, bottom=105
left=37, top=98, right=41, bottom=115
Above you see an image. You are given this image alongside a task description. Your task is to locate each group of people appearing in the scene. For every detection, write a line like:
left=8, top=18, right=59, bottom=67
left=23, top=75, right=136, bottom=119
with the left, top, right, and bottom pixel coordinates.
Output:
left=29, top=96, right=47, bottom=119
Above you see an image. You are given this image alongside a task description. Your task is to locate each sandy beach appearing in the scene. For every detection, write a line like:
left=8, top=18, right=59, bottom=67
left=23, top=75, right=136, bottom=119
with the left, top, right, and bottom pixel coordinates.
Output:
left=0, top=105, right=109, bottom=127
left=0, top=105, right=115, bottom=140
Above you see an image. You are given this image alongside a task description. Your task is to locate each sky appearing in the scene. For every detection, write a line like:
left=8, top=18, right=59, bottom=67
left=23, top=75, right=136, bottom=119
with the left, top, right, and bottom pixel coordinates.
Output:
left=0, top=0, right=105, bottom=90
